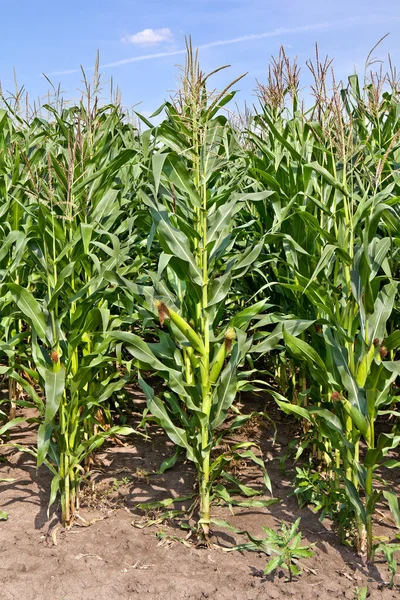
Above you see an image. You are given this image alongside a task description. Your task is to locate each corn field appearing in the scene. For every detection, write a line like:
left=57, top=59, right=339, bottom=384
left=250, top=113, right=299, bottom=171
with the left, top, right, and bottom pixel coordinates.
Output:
left=1, top=41, right=400, bottom=576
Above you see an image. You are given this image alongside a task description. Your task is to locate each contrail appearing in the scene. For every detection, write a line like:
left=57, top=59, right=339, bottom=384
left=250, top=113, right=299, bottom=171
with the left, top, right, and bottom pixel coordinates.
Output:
left=48, top=48, right=187, bottom=75
left=47, top=16, right=393, bottom=77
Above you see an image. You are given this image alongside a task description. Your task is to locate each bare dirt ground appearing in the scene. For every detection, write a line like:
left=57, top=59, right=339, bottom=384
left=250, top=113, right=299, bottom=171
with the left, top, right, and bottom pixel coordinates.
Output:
left=1, top=392, right=399, bottom=600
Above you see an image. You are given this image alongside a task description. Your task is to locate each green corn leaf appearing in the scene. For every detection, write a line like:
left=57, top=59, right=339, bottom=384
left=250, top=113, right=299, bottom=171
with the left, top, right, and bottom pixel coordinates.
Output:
left=303, top=244, right=337, bottom=291
left=48, top=475, right=61, bottom=512
left=139, top=374, right=198, bottom=464
left=44, top=366, right=66, bottom=425
left=367, top=282, right=397, bottom=345
left=135, top=495, right=195, bottom=511
left=0, top=417, right=25, bottom=436
left=156, top=217, right=202, bottom=285
left=8, top=283, right=48, bottom=342
left=37, top=423, right=53, bottom=467
left=370, top=237, right=391, bottom=280
left=344, top=478, right=366, bottom=524
left=73, top=149, right=136, bottom=193
left=110, top=331, right=164, bottom=369
left=229, top=300, right=271, bottom=329
left=211, top=346, right=238, bottom=428
left=80, top=223, right=93, bottom=255
left=384, top=331, right=400, bottom=352
left=325, top=329, right=366, bottom=414
left=253, top=319, right=315, bottom=353
left=156, top=448, right=180, bottom=474
left=364, top=433, right=400, bottom=467
left=283, top=328, right=329, bottom=386
left=383, top=490, right=400, bottom=529
left=306, top=161, right=348, bottom=194
left=152, top=153, right=168, bottom=195
left=164, top=154, right=201, bottom=207
left=275, top=397, right=312, bottom=421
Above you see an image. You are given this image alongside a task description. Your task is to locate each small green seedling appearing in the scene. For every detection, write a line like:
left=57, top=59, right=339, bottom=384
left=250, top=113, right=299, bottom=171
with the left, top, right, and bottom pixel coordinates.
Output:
left=228, top=517, right=314, bottom=581
left=111, top=476, right=133, bottom=492
left=262, top=518, right=315, bottom=580
left=376, top=543, right=400, bottom=589
left=0, top=478, right=15, bottom=520
left=353, top=586, right=368, bottom=600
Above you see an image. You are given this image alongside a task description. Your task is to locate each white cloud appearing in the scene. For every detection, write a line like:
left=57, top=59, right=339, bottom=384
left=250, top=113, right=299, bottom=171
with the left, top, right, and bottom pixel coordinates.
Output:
left=122, top=28, right=173, bottom=46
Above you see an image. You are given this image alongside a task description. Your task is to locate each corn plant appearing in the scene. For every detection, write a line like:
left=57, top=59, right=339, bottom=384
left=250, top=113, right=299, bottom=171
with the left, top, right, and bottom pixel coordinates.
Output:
left=113, top=43, right=279, bottom=539
left=0, top=106, right=35, bottom=421
left=0, top=95, right=146, bottom=526
left=0, top=37, right=399, bottom=566
left=248, top=60, right=400, bottom=561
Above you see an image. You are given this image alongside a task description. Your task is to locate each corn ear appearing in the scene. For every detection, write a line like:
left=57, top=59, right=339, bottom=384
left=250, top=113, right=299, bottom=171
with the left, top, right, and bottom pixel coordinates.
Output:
left=209, top=343, right=226, bottom=384
left=209, top=327, right=236, bottom=384
left=342, top=399, right=369, bottom=436
left=154, top=300, right=205, bottom=354
left=355, top=344, right=376, bottom=388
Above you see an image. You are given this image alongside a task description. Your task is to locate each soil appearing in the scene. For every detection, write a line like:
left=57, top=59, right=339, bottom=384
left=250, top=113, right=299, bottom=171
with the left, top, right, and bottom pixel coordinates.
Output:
left=1, top=391, right=399, bottom=600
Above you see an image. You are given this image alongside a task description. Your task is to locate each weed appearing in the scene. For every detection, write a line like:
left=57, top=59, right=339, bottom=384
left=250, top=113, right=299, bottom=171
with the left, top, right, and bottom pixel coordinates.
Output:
left=353, top=586, right=368, bottom=600
left=228, top=518, right=314, bottom=581
left=376, top=543, right=400, bottom=589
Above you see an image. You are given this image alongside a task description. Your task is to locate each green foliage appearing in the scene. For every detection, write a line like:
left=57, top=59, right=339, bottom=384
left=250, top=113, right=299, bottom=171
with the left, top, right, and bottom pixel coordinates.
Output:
left=0, top=477, right=14, bottom=520
left=293, top=464, right=353, bottom=523
left=376, top=543, right=400, bottom=589
left=247, top=51, right=400, bottom=561
left=353, top=586, right=368, bottom=600
left=112, top=476, right=134, bottom=491
left=0, top=77, right=144, bottom=525
left=113, top=43, right=278, bottom=538
left=0, top=40, right=399, bottom=566
left=262, top=519, right=314, bottom=581
left=228, top=518, right=314, bottom=581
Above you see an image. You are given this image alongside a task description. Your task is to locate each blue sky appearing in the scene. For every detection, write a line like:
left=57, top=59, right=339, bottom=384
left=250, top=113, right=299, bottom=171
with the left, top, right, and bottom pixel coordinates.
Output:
left=1, top=0, right=400, bottom=115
